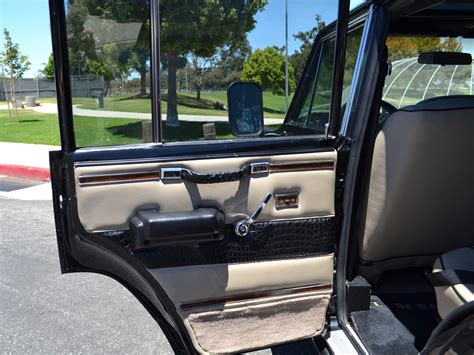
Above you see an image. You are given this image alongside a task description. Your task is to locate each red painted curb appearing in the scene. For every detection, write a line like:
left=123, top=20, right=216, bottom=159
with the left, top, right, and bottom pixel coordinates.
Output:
left=0, top=164, right=50, bottom=182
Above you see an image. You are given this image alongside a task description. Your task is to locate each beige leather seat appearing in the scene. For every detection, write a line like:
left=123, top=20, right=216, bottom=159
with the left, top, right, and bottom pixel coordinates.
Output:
left=359, top=96, right=474, bottom=278
left=432, top=247, right=474, bottom=319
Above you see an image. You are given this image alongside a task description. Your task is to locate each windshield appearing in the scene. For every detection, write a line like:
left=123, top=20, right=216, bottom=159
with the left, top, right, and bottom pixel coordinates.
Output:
left=383, top=36, right=474, bottom=108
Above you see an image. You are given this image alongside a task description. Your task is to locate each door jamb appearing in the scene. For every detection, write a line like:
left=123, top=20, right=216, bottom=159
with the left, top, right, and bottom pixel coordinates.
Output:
left=335, top=3, right=390, bottom=352
left=49, top=0, right=75, bottom=152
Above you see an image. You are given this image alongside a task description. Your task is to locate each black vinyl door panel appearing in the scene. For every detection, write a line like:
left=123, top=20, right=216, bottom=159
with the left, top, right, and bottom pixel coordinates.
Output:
left=52, top=142, right=338, bottom=354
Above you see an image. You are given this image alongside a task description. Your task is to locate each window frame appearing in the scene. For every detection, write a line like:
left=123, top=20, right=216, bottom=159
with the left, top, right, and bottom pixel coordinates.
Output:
left=150, top=0, right=161, bottom=142
left=50, top=0, right=370, bottom=153
left=49, top=0, right=158, bottom=152
left=284, top=11, right=369, bottom=135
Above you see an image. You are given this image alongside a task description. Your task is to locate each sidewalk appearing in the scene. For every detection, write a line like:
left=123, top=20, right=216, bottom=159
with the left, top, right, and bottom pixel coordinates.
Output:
left=0, top=142, right=59, bottom=181
left=12, top=102, right=283, bottom=124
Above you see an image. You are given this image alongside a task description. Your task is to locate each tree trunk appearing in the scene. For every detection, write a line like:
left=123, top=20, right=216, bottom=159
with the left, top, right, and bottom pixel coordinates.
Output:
left=166, top=52, right=179, bottom=127
left=194, top=61, right=202, bottom=100
left=104, top=81, right=110, bottom=97
left=196, top=85, right=201, bottom=100
left=139, top=65, right=147, bottom=96
left=9, top=61, right=18, bottom=122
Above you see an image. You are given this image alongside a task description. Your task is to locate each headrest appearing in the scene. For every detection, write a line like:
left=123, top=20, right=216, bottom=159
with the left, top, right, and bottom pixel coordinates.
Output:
left=418, top=52, right=472, bottom=66
left=402, top=95, right=474, bottom=111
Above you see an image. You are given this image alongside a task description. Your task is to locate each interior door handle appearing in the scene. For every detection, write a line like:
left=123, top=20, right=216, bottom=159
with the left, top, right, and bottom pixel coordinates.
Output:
left=181, top=166, right=251, bottom=184
left=161, top=165, right=252, bottom=184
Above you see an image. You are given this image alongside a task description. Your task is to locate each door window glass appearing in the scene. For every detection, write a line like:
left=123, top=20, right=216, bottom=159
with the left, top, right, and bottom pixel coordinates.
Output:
left=159, top=1, right=341, bottom=142
left=288, top=25, right=364, bottom=134
left=64, top=0, right=152, bottom=147
left=61, top=1, right=361, bottom=146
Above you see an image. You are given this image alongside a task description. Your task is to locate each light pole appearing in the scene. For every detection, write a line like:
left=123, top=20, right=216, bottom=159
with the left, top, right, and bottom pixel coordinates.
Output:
left=285, top=0, right=289, bottom=112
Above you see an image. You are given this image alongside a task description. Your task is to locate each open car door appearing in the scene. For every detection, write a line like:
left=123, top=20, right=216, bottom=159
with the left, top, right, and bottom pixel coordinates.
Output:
left=48, top=0, right=356, bottom=352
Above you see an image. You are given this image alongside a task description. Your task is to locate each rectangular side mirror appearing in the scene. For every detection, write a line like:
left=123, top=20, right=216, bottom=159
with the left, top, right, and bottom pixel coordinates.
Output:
left=227, top=82, right=264, bottom=137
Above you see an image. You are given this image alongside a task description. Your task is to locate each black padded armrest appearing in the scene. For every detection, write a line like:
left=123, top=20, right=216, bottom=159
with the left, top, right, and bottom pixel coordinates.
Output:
left=130, top=208, right=225, bottom=250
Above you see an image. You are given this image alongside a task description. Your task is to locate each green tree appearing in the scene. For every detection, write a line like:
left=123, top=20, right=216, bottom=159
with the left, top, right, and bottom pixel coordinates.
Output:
left=1, top=28, right=31, bottom=79
left=241, top=46, right=296, bottom=95
left=77, top=0, right=267, bottom=126
left=387, top=37, right=463, bottom=61
left=290, top=15, right=325, bottom=83
left=191, top=54, right=216, bottom=100
left=41, top=53, right=55, bottom=77
left=83, top=0, right=151, bottom=95
left=66, top=3, right=99, bottom=76
left=65, top=2, right=136, bottom=95
left=159, top=0, right=268, bottom=126
left=1, top=28, right=31, bottom=122
left=203, top=38, right=252, bottom=90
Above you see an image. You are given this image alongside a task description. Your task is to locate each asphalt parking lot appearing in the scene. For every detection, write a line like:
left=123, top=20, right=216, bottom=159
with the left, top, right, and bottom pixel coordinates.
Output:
left=0, top=177, right=316, bottom=354
left=0, top=192, right=175, bottom=353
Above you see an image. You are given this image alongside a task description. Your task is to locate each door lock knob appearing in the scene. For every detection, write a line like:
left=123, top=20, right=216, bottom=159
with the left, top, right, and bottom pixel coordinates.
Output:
left=234, top=193, right=271, bottom=237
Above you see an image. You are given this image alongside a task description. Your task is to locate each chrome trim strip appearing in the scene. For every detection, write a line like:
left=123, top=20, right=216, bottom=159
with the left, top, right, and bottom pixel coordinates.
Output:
left=250, top=161, right=270, bottom=175
left=161, top=167, right=183, bottom=180
left=340, top=10, right=372, bottom=135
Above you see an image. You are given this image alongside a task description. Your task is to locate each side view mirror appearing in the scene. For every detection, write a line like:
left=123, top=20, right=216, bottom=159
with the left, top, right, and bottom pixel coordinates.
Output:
left=227, top=82, right=264, bottom=137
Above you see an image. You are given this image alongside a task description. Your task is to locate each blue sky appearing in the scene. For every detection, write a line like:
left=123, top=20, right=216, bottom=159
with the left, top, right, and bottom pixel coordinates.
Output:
left=248, top=0, right=340, bottom=53
left=0, top=0, right=52, bottom=77
left=0, top=0, right=348, bottom=77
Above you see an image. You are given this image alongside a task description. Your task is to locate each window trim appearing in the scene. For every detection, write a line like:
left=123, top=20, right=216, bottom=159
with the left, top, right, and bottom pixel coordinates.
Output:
left=304, top=43, right=326, bottom=128
left=50, top=0, right=369, bottom=152
left=49, top=0, right=76, bottom=152
left=150, top=0, right=162, bottom=142
left=329, top=0, right=351, bottom=137
left=284, top=10, right=369, bottom=134
left=49, top=0, right=157, bottom=152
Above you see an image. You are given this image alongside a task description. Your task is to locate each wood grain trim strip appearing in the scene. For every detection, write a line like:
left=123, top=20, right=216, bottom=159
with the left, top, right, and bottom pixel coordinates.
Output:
left=180, top=284, right=332, bottom=311
left=79, top=171, right=160, bottom=185
left=268, top=161, right=334, bottom=173
left=78, top=161, right=334, bottom=186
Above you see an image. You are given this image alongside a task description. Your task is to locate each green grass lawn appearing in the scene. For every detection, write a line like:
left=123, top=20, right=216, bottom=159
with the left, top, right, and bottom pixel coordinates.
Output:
left=4, top=90, right=290, bottom=119
left=0, top=109, right=236, bottom=146
left=71, top=91, right=289, bottom=119
left=0, top=110, right=61, bottom=145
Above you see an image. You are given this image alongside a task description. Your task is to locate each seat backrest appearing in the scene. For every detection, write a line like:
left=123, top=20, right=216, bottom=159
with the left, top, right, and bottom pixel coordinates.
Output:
left=359, top=96, right=474, bottom=275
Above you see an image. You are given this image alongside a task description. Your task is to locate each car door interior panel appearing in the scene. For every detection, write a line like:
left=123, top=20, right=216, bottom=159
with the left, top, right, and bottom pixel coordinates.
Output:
left=70, top=150, right=337, bottom=353
left=154, top=256, right=334, bottom=353
left=74, top=151, right=337, bottom=232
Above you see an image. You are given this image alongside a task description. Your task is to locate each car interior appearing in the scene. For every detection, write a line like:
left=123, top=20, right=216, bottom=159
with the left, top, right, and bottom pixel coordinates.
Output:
left=47, top=0, right=474, bottom=353
left=347, top=2, right=474, bottom=353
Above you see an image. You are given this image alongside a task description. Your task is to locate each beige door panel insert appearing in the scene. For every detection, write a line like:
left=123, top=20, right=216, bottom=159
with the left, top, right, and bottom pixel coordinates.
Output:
left=74, top=150, right=337, bottom=232
left=151, top=255, right=334, bottom=354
